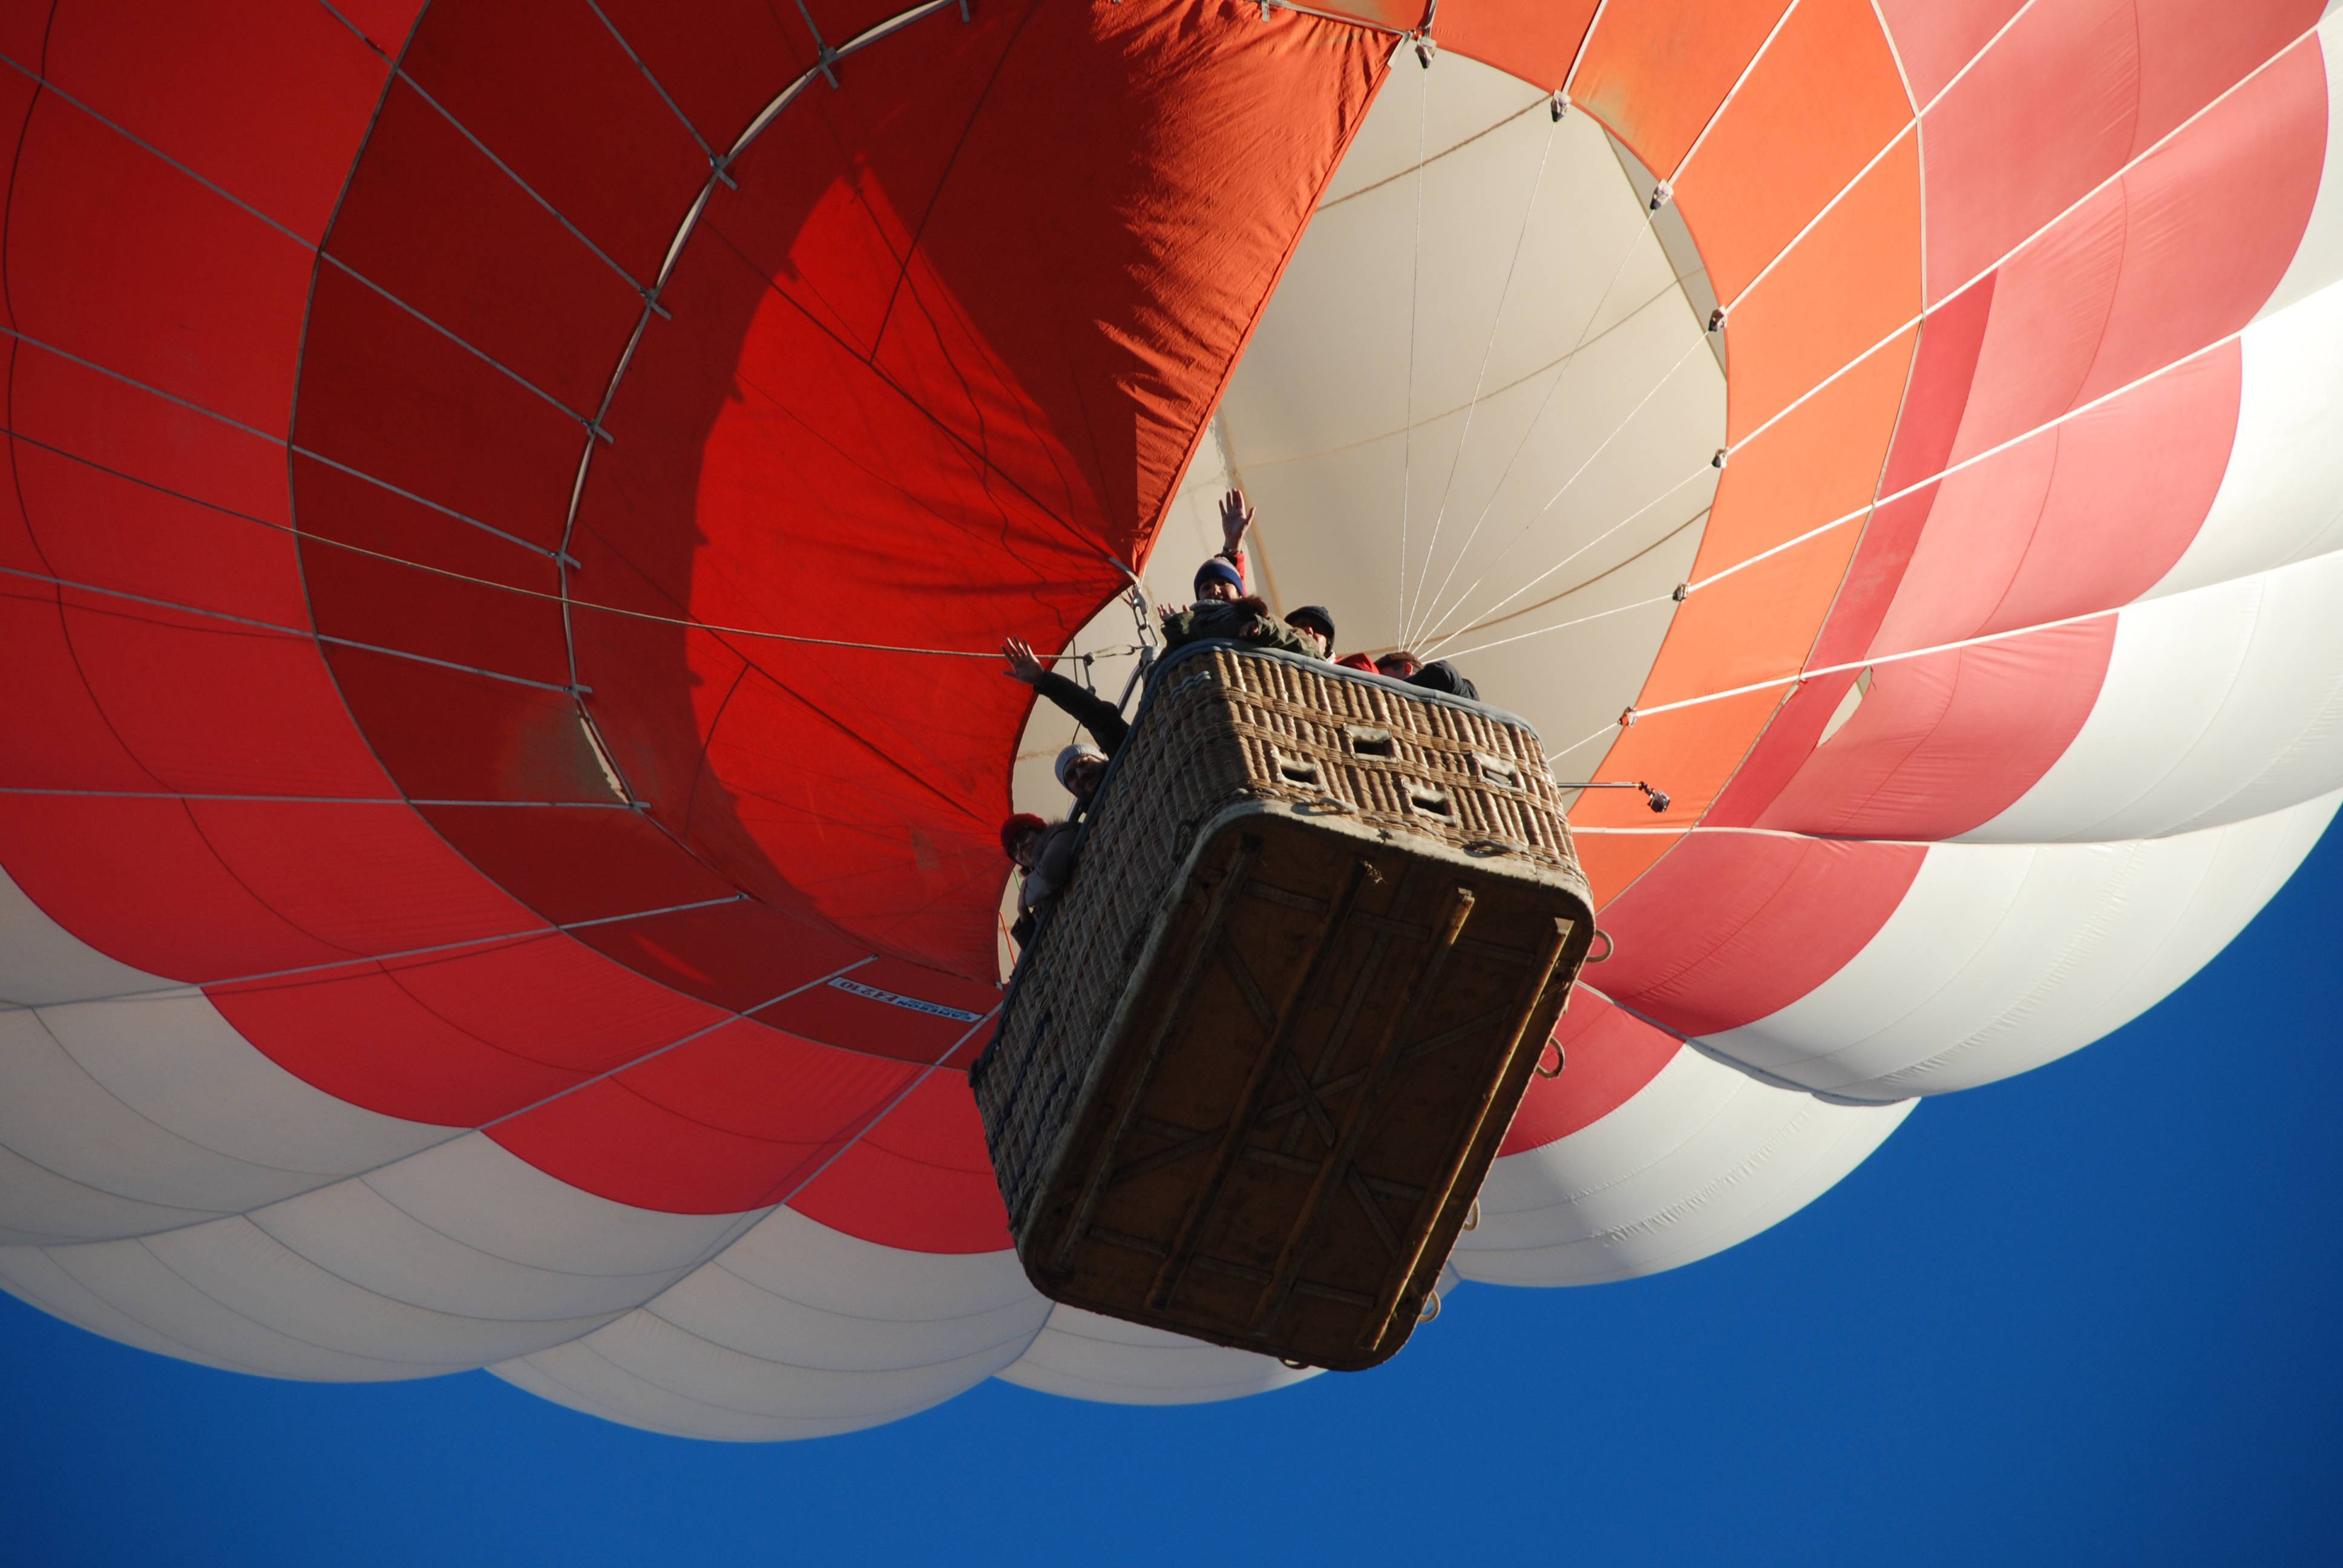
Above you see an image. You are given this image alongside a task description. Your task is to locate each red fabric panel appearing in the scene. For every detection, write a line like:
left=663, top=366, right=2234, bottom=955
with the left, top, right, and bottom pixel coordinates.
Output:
left=43, top=593, right=391, bottom=798
left=42, top=0, right=383, bottom=241
left=790, top=1070, right=1011, bottom=1253
left=0, top=4, right=53, bottom=68
left=1873, top=275, right=1997, bottom=506
left=0, top=63, right=37, bottom=333
left=178, top=798, right=536, bottom=950
left=1719, top=28, right=2317, bottom=835
left=2130, top=0, right=2324, bottom=155
left=0, top=795, right=524, bottom=980
left=1705, top=668, right=1863, bottom=830
left=292, top=459, right=571, bottom=686
left=1873, top=0, right=2027, bottom=106
left=0, top=582, right=160, bottom=792
left=488, top=1019, right=916, bottom=1214
left=332, top=0, right=429, bottom=60
left=8, top=93, right=307, bottom=435
left=2058, top=45, right=2322, bottom=415
left=563, top=2, right=1381, bottom=976
left=319, top=72, right=647, bottom=415
left=1874, top=344, right=2240, bottom=655
left=568, top=898, right=870, bottom=1016
left=316, top=646, right=609, bottom=802
left=399, top=0, right=710, bottom=284
left=1919, top=0, right=2323, bottom=307
left=1499, top=990, right=1683, bottom=1155
left=291, top=255, right=585, bottom=551
left=589, top=0, right=811, bottom=154
left=211, top=932, right=729, bottom=1126
left=416, top=806, right=738, bottom=923
left=7, top=339, right=290, bottom=538
left=11, top=430, right=309, bottom=630
left=1753, top=621, right=2118, bottom=840
left=1595, top=832, right=1925, bottom=1039
left=6, top=0, right=1390, bottom=1243
left=299, top=543, right=571, bottom=690
left=759, top=957, right=997, bottom=1069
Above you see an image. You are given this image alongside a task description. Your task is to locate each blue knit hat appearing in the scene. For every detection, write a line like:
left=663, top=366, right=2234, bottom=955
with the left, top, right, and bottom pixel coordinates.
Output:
left=1193, top=556, right=1244, bottom=596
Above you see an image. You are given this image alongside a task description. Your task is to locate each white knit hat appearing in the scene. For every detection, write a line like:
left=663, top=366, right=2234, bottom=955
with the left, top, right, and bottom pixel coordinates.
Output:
left=1054, top=742, right=1106, bottom=791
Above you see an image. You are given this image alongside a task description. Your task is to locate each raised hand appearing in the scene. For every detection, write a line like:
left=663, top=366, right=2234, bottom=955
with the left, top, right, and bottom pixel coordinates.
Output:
left=1218, top=488, right=1254, bottom=554
left=1000, top=636, right=1047, bottom=685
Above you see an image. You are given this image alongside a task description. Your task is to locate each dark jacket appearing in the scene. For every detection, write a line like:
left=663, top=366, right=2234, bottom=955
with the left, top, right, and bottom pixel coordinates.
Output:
left=1159, top=596, right=1316, bottom=656
left=1407, top=659, right=1480, bottom=702
left=1032, top=671, right=1129, bottom=757
left=1009, top=818, right=1085, bottom=946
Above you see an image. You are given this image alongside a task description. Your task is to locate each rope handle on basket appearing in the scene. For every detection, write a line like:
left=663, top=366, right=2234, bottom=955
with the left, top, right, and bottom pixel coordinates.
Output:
left=1535, top=1037, right=1566, bottom=1079
left=1585, top=928, right=1613, bottom=963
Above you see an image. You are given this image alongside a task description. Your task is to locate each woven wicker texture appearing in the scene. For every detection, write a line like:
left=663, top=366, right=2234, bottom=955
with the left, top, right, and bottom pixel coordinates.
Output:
left=975, top=647, right=1590, bottom=1295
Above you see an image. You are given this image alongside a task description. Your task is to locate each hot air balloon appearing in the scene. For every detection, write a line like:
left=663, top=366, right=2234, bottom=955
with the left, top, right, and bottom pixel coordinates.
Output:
left=2, top=0, right=2338, bottom=1436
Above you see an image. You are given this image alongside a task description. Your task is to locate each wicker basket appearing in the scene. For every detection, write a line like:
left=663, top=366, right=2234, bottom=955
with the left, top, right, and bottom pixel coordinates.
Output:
left=974, top=644, right=1594, bottom=1370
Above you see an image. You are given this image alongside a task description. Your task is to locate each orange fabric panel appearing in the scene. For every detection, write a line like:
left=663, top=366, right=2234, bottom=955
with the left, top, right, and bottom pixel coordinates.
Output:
left=1656, top=529, right=1874, bottom=702
left=1673, top=0, right=1913, bottom=300
left=1694, top=330, right=1916, bottom=577
left=1573, top=829, right=1683, bottom=908
left=1438, top=0, right=1603, bottom=87
left=1303, top=0, right=1424, bottom=30
left=1576, top=687, right=1788, bottom=831
left=1719, top=136, right=1922, bottom=440
left=1570, top=0, right=1791, bottom=175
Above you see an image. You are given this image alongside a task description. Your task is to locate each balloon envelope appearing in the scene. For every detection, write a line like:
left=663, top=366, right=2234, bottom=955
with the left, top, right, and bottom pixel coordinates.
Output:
left=2, top=0, right=2339, bottom=1437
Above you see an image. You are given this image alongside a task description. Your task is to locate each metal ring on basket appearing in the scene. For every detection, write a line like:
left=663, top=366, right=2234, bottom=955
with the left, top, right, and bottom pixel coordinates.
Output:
left=1585, top=927, right=1614, bottom=962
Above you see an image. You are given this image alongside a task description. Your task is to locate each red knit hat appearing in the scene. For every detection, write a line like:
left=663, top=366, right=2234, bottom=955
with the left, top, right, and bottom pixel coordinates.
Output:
left=1000, top=812, right=1046, bottom=859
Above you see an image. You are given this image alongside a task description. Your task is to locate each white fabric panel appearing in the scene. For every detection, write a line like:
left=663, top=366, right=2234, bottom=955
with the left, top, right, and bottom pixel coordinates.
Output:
left=0, top=863, right=165, bottom=1007
left=0, top=1138, right=769, bottom=1376
left=0, top=1244, right=244, bottom=1371
left=1979, top=550, right=2343, bottom=842
left=0, top=1227, right=438, bottom=1380
left=1705, top=793, right=2338, bottom=1099
left=2258, top=16, right=2343, bottom=321
left=0, top=992, right=447, bottom=1245
left=0, top=1140, right=223, bottom=1247
left=492, top=1342, right=801, bottom=1442
left=490, top=1210, right=1047, bottom=1439
left=997, top=1303, right=1320, bottom=1405
left=1453, top=1047, right=1910, bottom=1287
left=2155, top=280, right=2343, bottom=601
left=245, top=1135, right=758, bottom=1321
left=1214, top=53, right=1715, bottom=753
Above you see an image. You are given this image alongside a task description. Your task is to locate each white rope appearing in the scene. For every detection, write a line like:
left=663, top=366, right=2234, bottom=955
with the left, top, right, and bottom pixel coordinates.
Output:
left=2, top=541, right=1006, bottom=663
left=1404, top=110, right=1562, bottom=645
left=1685, top=311, right=2253, bottom=604
left=1401, top=0, right=2064, bottom=654
left=1418, top=336, right=1709, bottom=650
left=1401, top=209, right=1657, bottom=647
left=1718, top=15, right=2319, bottom=467
left=1421, top=453, right=1712, bottom=656
left=1666, top=0, right=1804, bottom=195
left=1395, top=60, right=1431, bottom=642
left=1433, top=12, right=2321, bottom=683
left=1432, top=589, right=1676, bottom=659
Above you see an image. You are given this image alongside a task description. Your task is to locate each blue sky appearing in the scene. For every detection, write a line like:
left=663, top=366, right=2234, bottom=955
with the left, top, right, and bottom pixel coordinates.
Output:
left=6, top=826, right=2339, bottom=1567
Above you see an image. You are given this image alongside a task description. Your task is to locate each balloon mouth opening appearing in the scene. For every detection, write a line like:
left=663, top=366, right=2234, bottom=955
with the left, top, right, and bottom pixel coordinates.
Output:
left=1007, top=50, right=1729, bottom=858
